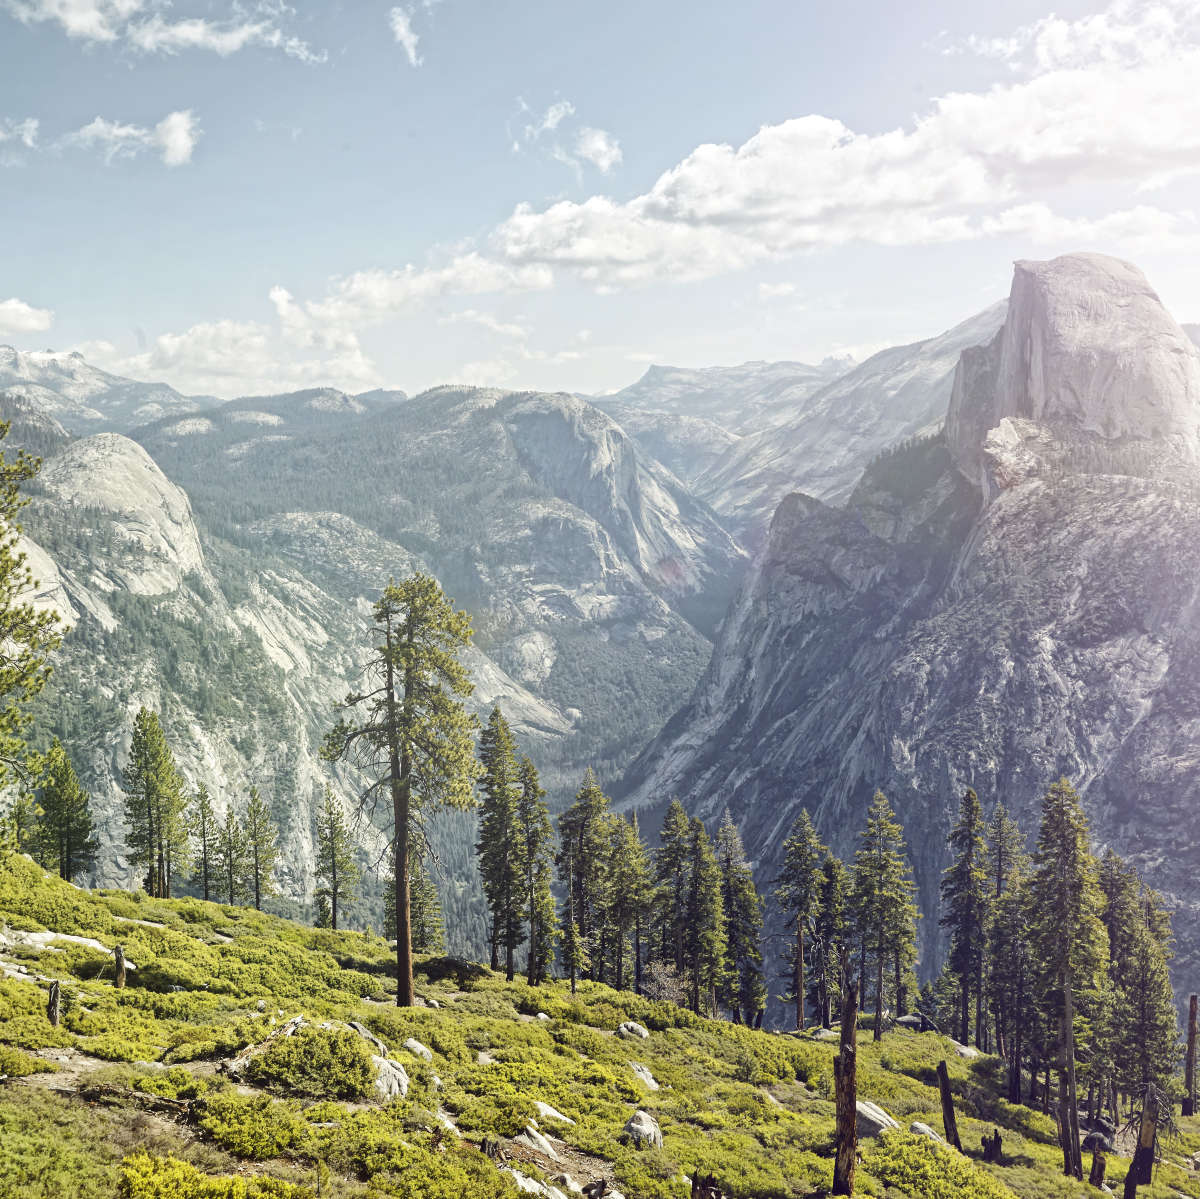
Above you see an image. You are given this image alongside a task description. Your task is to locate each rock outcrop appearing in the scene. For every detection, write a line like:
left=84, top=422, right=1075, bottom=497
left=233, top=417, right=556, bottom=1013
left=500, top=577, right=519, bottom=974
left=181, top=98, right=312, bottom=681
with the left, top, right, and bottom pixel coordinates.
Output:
left=623, top=253, right=1200, bottom=984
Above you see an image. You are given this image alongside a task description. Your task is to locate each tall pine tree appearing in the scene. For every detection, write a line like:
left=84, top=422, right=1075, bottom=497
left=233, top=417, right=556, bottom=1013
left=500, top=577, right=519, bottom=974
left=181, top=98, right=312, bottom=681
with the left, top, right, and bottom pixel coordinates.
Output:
left=516, top=756, right=559, bottom=986
left=684, top=817, right=727, bottom=1016
left=775, top=809, right=825, bottom=1031
left=940, top=788, right=990, bottom=1046
left=190, top=783, right=219, bottom=902
left=813, top=852, right=849, bottom=1028
left=1028, top=778, right=1106, bottom=1179
left=852, top=790, right=918, bottom=1042
left=314, top=785, right=360, bottom=931
left=122, top=709, right=188, bottom=899
left=556, top=769, right=611, bottom=981
left=476, top=706, right=524, bottom=978
left=654, top=799, right=692, bottom=976
left=214, top=803, right=250, bottom=906
left=243, top=786, right=279, bottom=912
left=34, top=738, right=95, bottom=883
left=322, top=575, right=479, bottom=1007
left=715, top=810, right=765, bottom=1025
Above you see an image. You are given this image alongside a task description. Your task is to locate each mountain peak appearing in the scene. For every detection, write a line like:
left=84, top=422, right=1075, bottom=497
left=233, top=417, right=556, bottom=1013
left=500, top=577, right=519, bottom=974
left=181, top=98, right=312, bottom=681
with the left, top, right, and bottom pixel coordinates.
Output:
left=946, top=252, right=1200, bottom=490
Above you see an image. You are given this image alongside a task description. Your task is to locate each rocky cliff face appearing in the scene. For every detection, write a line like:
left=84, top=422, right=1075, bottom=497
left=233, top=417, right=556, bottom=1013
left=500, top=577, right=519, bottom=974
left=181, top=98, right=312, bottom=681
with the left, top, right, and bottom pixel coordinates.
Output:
left=695, top=303, right=1008, bottom=539
left=624, top=253, right=1200, bottom=982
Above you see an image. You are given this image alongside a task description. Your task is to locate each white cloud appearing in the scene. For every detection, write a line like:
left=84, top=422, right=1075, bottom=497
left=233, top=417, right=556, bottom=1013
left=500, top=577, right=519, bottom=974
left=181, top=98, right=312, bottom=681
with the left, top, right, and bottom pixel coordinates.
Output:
left=2, top=0, right=323, bottom=60
left=441, top=308, right=530, bottom=339
left=98, top=316, right=380, bottom=398
left=389, top=6, right=421, bottom=66
left=63, top=109, right=199, bottom=166
left=0, top=297, right=53, bottom=335
left=574, top=127, right=622, bottom=173
left=0, top=117, right=39, bottom=148
left=757, top=282, right=796, bottom=299
left=524, top=100, right=575, bottom=142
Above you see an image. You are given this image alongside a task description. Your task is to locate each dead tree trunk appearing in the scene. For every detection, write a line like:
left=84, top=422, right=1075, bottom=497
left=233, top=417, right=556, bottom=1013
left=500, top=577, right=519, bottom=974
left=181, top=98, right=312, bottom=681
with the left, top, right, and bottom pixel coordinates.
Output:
left=113, top=945, right=126, bottom=989
left=1123, top=1087, right=1158, bottom=1198
left=1184, top=995, right=1197, bottom=1117
left=46, top=980, right=60, bottom=1027
left=936, top=1060, right=963, bottom=1151
left=833, top=982, right=859, bottom=1196
left=1088, top=1148, right=1106, bottom=1188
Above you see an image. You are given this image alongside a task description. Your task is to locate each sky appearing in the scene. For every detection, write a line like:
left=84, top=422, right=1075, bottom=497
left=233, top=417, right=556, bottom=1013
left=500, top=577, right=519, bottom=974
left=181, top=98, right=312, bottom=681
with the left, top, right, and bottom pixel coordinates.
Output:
left=2, top=0, right=1200, bottom=399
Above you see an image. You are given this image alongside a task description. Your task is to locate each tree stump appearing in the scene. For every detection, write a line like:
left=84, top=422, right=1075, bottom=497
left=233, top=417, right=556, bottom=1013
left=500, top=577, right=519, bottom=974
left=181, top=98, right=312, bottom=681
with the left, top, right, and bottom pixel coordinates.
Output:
left=46, top=980, right=60, bottom=1028
left=936, top=1060, right=963, bottom=1152
left=1088, top=1148, right=1106, bottom=1188
left=982, top=1128, right=1002, bottom=1163
left=114, top=945, right=126, bottom=989
left=833, top=982, right=858, bottom=1196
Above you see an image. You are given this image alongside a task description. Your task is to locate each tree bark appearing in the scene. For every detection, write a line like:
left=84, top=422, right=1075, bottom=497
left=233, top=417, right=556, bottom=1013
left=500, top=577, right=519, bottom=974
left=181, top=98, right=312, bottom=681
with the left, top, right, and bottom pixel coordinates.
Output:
left=46, top=980, right=60, bottom=1027
left=1185, top=994, right=1197, bottom=1117
left=936, top=1059, right=962, bottom=1151
left=114, top=945, right=126, bottom=989
left=1088, top=1149, right=1106, bottom=1188
left=833, top=982, right=859, bottom=1196
left=796, top=919, right=805, bottom=1031
left=1060, top=968, right=1083, bottom=1178
left=874, top=940, right=884, bottom=1041
left=1123, top=1087, right=1158, bottom=1198
left=386, top=610, right=416, bottom=1008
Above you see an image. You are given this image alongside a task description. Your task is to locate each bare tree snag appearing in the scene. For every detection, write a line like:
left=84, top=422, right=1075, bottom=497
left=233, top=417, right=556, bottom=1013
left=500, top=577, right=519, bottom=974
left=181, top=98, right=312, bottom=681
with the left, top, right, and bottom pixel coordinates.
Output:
left=46, top=980, right=60, bottom=1027
left=936, top=1060, right=963, bottom=1151
left=114, top=945, right=126, bottom=989
left=833, top=981, right=858, bottom=1196
left=1088, top=1148, right=1106, bottom=1188
left=1185, top=994, right=1197, bottom=1117
left=1123, top=1087, right=1158, bottom=1198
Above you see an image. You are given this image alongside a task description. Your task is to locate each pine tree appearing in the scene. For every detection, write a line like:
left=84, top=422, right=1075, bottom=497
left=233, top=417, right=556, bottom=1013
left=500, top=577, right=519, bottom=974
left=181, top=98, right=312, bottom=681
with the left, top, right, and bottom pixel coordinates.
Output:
left=409, top=852, right=445, bottom=953
left=243, top=786, right=279, bottom=912
left=121, top=709, right=187, bottom=898
left=556, top=769, right=611, bottom=981
left=603, top=814, right=655, bottom=993
left=214, top=804, right=250, bottom=906
left=715, top=810, right=765, bottom=1025
left=313, top=785, right=360, bottom=931
left=476, top=706, right=524, bottom=978
left=852, top=790, right=918, bottom=1042
left=560, top=842, right=590, bottom=993
left=322, top=575, right=479, bottom=1007
left=654, top=799, right=692, bottom=975
left=1, top=792, right=41, bottom=853
left=625, top=813, right=656, bottom=995
left=1097, top=851, right=1179, bottom=1099
left=190, top=783, right=219, bottom=902
left=34, top=738, right=95, bottom=883
left=985, top=807, right=1032, bottom=1100
left=813, top=852, right=849, bottom=1028
left=0, top=420, right=61, bottom=788
left=940, top=788, right=990, bottom=1046
left=1028, top=778, right=1106, bottom=1179
left=684, top=817, right=727, bottom=1016
left=516, top=756, right=559, bottom=986
left=775, top=809, right=826, bottom=1031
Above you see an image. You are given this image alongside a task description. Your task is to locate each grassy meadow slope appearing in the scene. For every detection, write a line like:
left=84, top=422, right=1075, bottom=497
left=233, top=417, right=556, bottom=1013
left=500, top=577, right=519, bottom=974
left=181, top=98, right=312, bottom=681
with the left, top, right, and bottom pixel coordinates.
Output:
left=1, top=851, right=1198, bottom=1199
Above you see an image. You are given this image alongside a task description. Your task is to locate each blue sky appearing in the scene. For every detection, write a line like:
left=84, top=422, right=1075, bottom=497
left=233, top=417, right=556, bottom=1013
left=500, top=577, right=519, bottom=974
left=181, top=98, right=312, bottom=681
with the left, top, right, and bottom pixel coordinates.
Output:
left=2, top=0, right=1199, bottom=397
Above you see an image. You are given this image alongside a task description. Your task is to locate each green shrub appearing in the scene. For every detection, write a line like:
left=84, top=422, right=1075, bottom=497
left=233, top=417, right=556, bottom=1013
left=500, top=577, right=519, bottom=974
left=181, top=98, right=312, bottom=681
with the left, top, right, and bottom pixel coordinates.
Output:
left=863, top=1131, right=1018, bottom=1198
left=0, top=1043, right=54, bottom=1076
left=198, top=1094, right=306, bottom=1160
left=245, top=1025, right=376, bottom=1101
left=117, top=1151, right=309, bottom=1197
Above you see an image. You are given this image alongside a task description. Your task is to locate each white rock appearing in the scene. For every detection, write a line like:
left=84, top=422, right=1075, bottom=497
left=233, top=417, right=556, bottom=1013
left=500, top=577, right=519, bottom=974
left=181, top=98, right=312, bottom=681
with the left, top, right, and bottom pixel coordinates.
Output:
left=533, top=1100, right=575, bottom=1125
left=624, top=1109, right=663, bottom=1148
left=372, top=1055, right=409, bottom=1101
left=403, top=1037, right=433, bottom=1062
left=909, top=1121, right=943, bottom=1144
left=629, top=1061, right=659, bottom=1090
left=550, top=1175, right=583, bottom=1195
left=856, top=1101, right=899, bottom=1139
left=536, top=1011, right=551, bottom=1022
left=617, top=1021, right=649, bottom=1041
left=516, top=1124, right=560, bottom=1161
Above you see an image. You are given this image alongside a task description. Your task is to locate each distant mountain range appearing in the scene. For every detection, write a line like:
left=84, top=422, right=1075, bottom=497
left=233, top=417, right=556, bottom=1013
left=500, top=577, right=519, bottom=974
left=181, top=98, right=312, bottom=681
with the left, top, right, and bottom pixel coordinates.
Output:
left=9, top=258, right=1198, bottom=979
